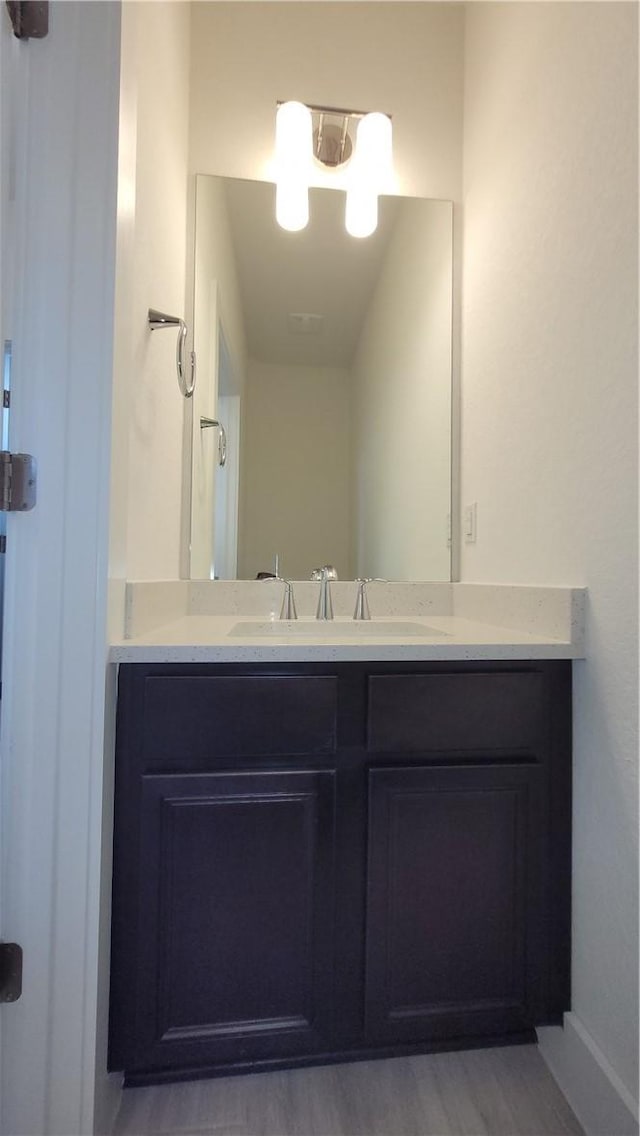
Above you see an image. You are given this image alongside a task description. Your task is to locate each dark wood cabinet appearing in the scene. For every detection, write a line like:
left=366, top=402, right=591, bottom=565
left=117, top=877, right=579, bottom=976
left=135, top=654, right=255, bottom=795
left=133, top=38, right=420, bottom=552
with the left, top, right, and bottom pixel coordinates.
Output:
left=109, top=660, right=571, bottom=1085
left=364, top=763, right=544, bottom=1044
left=128, top=769, right=337, bottom=1072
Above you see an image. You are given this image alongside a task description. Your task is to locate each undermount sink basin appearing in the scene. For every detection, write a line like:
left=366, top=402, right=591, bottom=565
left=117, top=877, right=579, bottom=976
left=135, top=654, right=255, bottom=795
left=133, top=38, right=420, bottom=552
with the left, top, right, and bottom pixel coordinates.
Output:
left=228, top=620, right=448, bottom=638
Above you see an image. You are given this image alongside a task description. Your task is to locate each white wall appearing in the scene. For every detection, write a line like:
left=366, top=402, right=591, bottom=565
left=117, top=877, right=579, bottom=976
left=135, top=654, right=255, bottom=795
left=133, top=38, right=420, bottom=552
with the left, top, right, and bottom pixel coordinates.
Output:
left=351, top=198, right=452, bottom=580
left=120, top=0, right=192, bottom=581
left=461, top=1, right=638, bottom=1121
left=189, top=2, right=464, bottom=201
left=239, top=359, right=351, bottom=581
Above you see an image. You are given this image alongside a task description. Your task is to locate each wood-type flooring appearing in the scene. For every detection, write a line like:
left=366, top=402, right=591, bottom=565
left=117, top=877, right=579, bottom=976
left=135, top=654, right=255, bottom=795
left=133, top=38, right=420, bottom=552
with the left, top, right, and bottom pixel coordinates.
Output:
left=113, top=1045, right=583, bottom=1136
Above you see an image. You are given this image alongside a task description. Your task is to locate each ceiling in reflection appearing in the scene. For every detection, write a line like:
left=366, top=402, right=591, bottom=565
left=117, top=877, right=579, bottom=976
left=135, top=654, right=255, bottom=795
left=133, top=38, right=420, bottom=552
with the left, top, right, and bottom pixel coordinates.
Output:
left=223, top=179, right=400, bottom=367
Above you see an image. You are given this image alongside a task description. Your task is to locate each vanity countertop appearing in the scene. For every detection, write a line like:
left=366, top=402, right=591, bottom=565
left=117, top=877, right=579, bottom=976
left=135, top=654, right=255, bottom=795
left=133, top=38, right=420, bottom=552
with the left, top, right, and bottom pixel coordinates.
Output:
left=109, top=581, right=586, bottom=663
left=109, top=611, right=583, bottom=664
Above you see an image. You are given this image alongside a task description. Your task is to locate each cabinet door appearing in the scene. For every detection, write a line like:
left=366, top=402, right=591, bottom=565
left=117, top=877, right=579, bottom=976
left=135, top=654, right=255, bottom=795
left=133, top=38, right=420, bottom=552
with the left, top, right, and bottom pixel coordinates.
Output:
left=365, top=764, right=545, bottom=1045
left=115, top=768, right=336, bottom=1073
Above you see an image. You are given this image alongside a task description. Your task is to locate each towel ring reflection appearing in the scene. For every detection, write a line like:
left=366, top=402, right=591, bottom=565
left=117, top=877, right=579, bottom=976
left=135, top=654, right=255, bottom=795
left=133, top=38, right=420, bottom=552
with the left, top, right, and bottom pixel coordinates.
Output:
left=148, top=309, right=196, bottom=398
left=200, top=416, right=227, bottom=467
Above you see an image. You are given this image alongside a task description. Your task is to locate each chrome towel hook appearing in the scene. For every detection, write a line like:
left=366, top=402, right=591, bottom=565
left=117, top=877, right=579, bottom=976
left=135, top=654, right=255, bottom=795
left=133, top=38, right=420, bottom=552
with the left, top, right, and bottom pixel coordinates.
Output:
left=200, top=416, right=227, bottom=467
left=148, top=309, right=196, bottom=398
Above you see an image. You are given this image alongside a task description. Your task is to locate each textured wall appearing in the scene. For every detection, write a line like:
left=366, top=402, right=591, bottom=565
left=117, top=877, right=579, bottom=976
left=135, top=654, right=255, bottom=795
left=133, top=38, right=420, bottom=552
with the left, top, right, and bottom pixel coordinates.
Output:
left=461, top=1, right=638, bottom=1102
left=123, top=1, right=192, bottom=580
left=189, top=2, right=464, bottom=201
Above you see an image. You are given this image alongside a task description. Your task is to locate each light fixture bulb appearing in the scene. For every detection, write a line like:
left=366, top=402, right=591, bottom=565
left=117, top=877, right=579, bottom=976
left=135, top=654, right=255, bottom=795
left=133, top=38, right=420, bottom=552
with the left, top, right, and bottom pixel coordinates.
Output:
left=345, top=112, right=392, bottom=238
left=275, top=101, right=312, bottom=232
left=276, top=179, right=309, bottom=232
left=345, top=184, right=378, bottom=239
left=355, top=112, right=393, bottom=179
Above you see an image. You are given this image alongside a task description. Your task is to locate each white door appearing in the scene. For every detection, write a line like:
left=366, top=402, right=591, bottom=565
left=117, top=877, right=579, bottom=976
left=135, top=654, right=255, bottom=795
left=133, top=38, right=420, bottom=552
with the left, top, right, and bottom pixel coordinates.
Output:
left=0, top=5, right=121, bottom=1134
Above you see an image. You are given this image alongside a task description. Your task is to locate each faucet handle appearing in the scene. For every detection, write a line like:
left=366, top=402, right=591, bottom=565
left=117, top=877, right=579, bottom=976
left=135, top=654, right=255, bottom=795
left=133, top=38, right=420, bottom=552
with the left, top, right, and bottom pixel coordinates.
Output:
left=311, top=564, right=338, bottom=581
left=353, top=578, right=387, bottom=621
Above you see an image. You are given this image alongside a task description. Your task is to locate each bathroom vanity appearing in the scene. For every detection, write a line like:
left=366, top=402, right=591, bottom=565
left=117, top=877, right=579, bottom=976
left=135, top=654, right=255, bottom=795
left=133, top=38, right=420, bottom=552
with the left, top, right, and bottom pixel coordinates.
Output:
left=108, top=585, right=581, bottom=1086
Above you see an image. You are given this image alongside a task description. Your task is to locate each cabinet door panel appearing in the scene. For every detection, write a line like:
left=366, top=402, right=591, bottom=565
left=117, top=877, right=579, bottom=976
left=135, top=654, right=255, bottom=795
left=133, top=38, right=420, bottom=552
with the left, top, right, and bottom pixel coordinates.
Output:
left=365, top=764, right=544, bottom=1043
left=122, top=769, right=336, bottom=1071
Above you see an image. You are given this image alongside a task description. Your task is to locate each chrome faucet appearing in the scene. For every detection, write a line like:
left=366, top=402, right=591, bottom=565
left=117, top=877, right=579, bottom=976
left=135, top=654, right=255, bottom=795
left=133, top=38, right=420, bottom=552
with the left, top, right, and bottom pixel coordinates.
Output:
left=353, top=578, right=372, bottom=621
left=315, top=567, right=334, bottom=620
left=260, top=567, right=297, bottom=619
left=353, top=578, right=387, bottom=620
left=279, top=578, right=297, bottom=620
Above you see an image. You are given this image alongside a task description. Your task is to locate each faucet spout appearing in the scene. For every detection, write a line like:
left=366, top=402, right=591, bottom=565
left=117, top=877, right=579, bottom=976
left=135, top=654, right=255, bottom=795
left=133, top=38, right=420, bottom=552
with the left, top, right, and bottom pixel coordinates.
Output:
left=352, top=577, right=387, bottom=620
left=316, top=568, right=334, bottom=620
left=280, top=580, right=298, bottom=621
left=353, top=579, right=371, bottom=621
left=260, top=567, right=297, bottom=620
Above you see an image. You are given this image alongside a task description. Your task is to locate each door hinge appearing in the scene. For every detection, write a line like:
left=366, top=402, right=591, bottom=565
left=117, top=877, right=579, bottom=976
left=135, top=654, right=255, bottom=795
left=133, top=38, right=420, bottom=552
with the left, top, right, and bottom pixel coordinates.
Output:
left=3, top=391, right=10, bottom=409
left=6, top=1, right=48, bottom=40
left=0, top=534, right=6, bottom=554
left=0, top=943, right=22, bottom=1003
left=0, top=452, right=36, bottom=512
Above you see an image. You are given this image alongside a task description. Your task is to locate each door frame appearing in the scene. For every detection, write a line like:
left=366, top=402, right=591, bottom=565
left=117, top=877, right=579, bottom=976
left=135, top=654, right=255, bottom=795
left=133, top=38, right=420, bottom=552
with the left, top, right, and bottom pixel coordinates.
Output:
left=190, top=278, right=220, bottom=579
left=0, top=4, right=122, bottom=1134
left=215, top=390, right=241, bottom=580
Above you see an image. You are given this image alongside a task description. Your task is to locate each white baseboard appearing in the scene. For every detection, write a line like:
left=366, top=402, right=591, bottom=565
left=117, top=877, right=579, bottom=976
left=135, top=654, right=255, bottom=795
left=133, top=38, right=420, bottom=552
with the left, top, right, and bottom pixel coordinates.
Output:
left=538, top=1013, right=638, bottom=1136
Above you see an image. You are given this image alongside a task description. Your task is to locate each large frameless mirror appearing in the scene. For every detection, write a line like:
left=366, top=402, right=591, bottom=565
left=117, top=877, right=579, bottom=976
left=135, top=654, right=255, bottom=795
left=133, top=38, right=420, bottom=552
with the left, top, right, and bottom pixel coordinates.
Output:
left=189, top=175, right=453, bottom=582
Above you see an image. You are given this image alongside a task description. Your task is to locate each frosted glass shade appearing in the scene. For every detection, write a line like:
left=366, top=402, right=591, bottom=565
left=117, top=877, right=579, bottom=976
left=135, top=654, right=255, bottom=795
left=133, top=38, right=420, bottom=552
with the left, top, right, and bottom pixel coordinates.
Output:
left=356, top=112, right=393, bottom=176
left=275, top=101, right=312, bottom=232
left=276, top=179, right=309, bottom=232
left=345, top=112, right=392, bottom=239
left=345, top=184, right=378, bottom=239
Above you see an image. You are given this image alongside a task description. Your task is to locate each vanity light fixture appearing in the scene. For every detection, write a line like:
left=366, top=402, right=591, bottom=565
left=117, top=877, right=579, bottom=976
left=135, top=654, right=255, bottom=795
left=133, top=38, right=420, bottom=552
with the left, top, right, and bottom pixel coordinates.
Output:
left=275, top=101, right=393, bottom=238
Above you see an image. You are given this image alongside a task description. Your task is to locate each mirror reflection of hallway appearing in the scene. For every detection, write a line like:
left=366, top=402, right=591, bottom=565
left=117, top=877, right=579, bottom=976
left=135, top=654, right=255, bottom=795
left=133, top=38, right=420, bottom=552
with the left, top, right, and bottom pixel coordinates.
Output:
left=190, top=176, right=453, bottom=582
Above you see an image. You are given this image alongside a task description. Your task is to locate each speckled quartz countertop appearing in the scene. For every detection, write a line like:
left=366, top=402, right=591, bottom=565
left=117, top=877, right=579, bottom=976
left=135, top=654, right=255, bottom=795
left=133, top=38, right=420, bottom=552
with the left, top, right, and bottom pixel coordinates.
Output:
left=109, top=582, right=586, bottom=663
